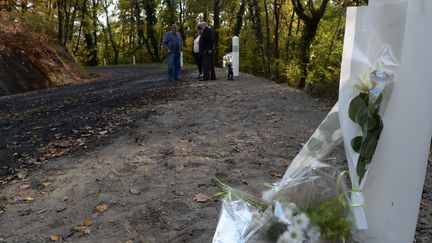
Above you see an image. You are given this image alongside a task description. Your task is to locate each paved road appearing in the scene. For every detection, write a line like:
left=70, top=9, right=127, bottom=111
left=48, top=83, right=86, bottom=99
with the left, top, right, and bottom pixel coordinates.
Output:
left=0, top=65, right=191, bottom=179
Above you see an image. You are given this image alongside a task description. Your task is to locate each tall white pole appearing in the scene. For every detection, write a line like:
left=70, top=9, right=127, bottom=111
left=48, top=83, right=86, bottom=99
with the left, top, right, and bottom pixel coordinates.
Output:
left=232, top=36, right=239, bottom=77
left=341, top=1, right=432, bottom=242
left=361, top=1, right=432, bottom=242
left=133, top=56, right=136, bottom=65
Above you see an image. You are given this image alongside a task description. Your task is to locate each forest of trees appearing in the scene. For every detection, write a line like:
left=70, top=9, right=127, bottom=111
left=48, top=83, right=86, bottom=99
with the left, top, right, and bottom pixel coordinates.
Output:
left=0, top=0, right=368, bottom=97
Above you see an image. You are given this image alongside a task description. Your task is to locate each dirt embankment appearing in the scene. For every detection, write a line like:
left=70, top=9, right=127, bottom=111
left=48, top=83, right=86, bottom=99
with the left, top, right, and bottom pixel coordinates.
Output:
left=0, top=12, right=86, bottom=96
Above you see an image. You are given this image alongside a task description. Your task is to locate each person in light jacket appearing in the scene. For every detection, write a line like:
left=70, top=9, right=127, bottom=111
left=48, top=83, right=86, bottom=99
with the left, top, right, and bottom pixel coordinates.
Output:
left=192, top=25, right=203, bottom=79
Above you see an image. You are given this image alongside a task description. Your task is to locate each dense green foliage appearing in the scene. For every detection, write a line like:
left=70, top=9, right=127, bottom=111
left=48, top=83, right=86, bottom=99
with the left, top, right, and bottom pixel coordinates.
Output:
left=303, top=197, right=352, bottom=241
left=0, top=0, right=368, bottom=98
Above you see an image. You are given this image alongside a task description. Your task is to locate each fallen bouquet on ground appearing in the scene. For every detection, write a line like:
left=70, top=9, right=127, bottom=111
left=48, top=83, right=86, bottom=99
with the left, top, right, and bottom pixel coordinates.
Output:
left=213, top=161, right=352, bottom=243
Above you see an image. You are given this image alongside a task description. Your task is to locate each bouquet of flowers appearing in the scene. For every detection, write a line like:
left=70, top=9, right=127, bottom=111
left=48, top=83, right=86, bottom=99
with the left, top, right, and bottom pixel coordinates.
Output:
left=213, top=161, right=352, bottom=243
left=213, top=104, right=353, bottom=243
left=338, top=45, right=399, bottom=230
left=223, top=53, right=233, bottom=67
left=213, top=44, right=399, bottom=241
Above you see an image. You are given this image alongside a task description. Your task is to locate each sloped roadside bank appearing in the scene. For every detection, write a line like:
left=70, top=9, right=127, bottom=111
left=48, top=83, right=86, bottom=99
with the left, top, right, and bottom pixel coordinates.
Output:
left=0, top=66, right=430, bottom=242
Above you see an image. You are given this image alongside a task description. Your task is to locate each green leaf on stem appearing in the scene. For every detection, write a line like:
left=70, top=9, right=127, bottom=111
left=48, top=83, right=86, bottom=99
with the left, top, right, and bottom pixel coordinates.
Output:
left=359, top=135, right=378, bottom=159
left=349, top=96, right=368, bottom=126
left=351, top=136, right=362, bottom=153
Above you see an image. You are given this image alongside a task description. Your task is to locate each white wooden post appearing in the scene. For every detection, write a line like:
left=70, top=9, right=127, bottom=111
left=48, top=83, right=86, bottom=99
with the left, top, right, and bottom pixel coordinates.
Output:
left=103, top=58, right=107, bottom=66
left=180, top=51, right=183, bottom=67
left=363, top=1, right=432, bottom=242
left=343, top=1, right=432, bottom=242
left=232, top=36, right=239, bottom=77
left=133, top=56, right=136, bottom=65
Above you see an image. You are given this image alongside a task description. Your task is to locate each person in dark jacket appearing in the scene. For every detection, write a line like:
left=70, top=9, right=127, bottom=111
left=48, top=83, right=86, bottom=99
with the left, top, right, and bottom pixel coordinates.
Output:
left=162, top=23, right=183, bottom=81
left=198, top=21, right=216, bottom=81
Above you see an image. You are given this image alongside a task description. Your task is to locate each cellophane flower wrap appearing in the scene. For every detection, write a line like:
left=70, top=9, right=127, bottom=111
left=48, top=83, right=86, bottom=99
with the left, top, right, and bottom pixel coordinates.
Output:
left=223, top=53, right=233, bottom=67
left=213, top=106, right=354, bottom=243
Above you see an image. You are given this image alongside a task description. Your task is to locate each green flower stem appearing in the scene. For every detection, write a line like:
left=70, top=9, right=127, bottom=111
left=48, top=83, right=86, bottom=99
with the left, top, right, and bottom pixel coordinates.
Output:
left=348, top=92, right=384, bottom=184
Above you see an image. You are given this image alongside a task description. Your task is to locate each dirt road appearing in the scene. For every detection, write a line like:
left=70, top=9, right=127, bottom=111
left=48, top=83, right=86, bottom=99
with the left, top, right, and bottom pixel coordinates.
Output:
left=0, top=65, right=430, bottom=242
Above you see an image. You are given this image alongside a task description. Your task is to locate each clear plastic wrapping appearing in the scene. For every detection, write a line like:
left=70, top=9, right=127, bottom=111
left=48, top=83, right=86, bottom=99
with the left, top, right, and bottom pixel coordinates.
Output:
left=213, top=159, right=352, bottom=243
left=213, top=104, right=352, bottom=243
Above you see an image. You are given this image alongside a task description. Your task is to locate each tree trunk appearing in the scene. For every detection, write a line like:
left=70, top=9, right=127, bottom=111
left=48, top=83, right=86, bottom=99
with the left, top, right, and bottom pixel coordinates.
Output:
left=285, top=8, right=295, bottom=60
left=66, top=0, right=80, bottom=45
left=291, top=0, right=330, bottom=89
left=81, top=0, right=98, bottom=66
left=233, top=0, right=246, bottom=37
left=57, top=1, right=64, bottom=45
left=91, top=0, right=99, bottom=65
left=263, top=0, right=271, bottom=76
left=74, top=22, right=82, bottom=55
left=273, top=0, right=283, bottom=59
left=213, top=0, right=220, bottom=66
left=133, top=0, right=154, bottom=62
left=103, top=0, right=119, bottom=64
left=250, top=0, right=266, bottom=76
left=298, top=23, right=317, bottom=88
left=178, top=0, right=186, bottom=44
left=143, top=0, right=160, bottom=62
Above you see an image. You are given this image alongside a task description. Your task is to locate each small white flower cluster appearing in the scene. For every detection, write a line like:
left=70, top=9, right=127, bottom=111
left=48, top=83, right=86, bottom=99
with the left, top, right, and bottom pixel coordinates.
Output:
left=275, top=203, right=321, bottom=243
left=223, top=54, right=233, bottom=66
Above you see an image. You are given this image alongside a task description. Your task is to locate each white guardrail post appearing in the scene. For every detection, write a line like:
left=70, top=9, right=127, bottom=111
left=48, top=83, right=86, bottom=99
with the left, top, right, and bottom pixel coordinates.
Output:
left=350, top=1, right=432, bottom=242
left=232, top=36, right=239, bottom=77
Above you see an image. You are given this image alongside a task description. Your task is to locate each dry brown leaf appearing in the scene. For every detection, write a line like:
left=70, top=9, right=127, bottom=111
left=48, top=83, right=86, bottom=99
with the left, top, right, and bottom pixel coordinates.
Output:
left=19, top=184, right=31, bottom=189
left=129, top=188, right=140, bottom=195
left=42, top=182, right=51, bottom=187
left=194, top=193, right=212, bottom=203
left=232, top=169, right=242, bottom=174
left=83, top=227, right=91, bottom=234
left=73, top=226, right=88, bottom=232
left=83, top=219, right=93, bottom=226
left=96, top=203, right=108, bottom=213
left=50, top=234, right=59, bottom=241
left=17, top=170, right=28, bottom=179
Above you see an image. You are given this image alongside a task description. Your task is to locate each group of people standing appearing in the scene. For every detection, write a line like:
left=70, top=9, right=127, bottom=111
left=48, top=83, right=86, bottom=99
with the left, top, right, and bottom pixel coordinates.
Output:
left=162, top=21, right=216, bottom=81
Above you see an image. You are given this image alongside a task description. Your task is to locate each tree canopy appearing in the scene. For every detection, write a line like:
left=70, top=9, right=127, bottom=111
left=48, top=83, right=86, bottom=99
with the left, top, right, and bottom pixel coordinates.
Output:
left=0, top=0, right=368, bottom=97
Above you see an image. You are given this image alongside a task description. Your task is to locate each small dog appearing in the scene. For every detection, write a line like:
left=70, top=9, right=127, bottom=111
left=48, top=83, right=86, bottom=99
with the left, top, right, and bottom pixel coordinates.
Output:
left=226, top=63, right=234, bottom=80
